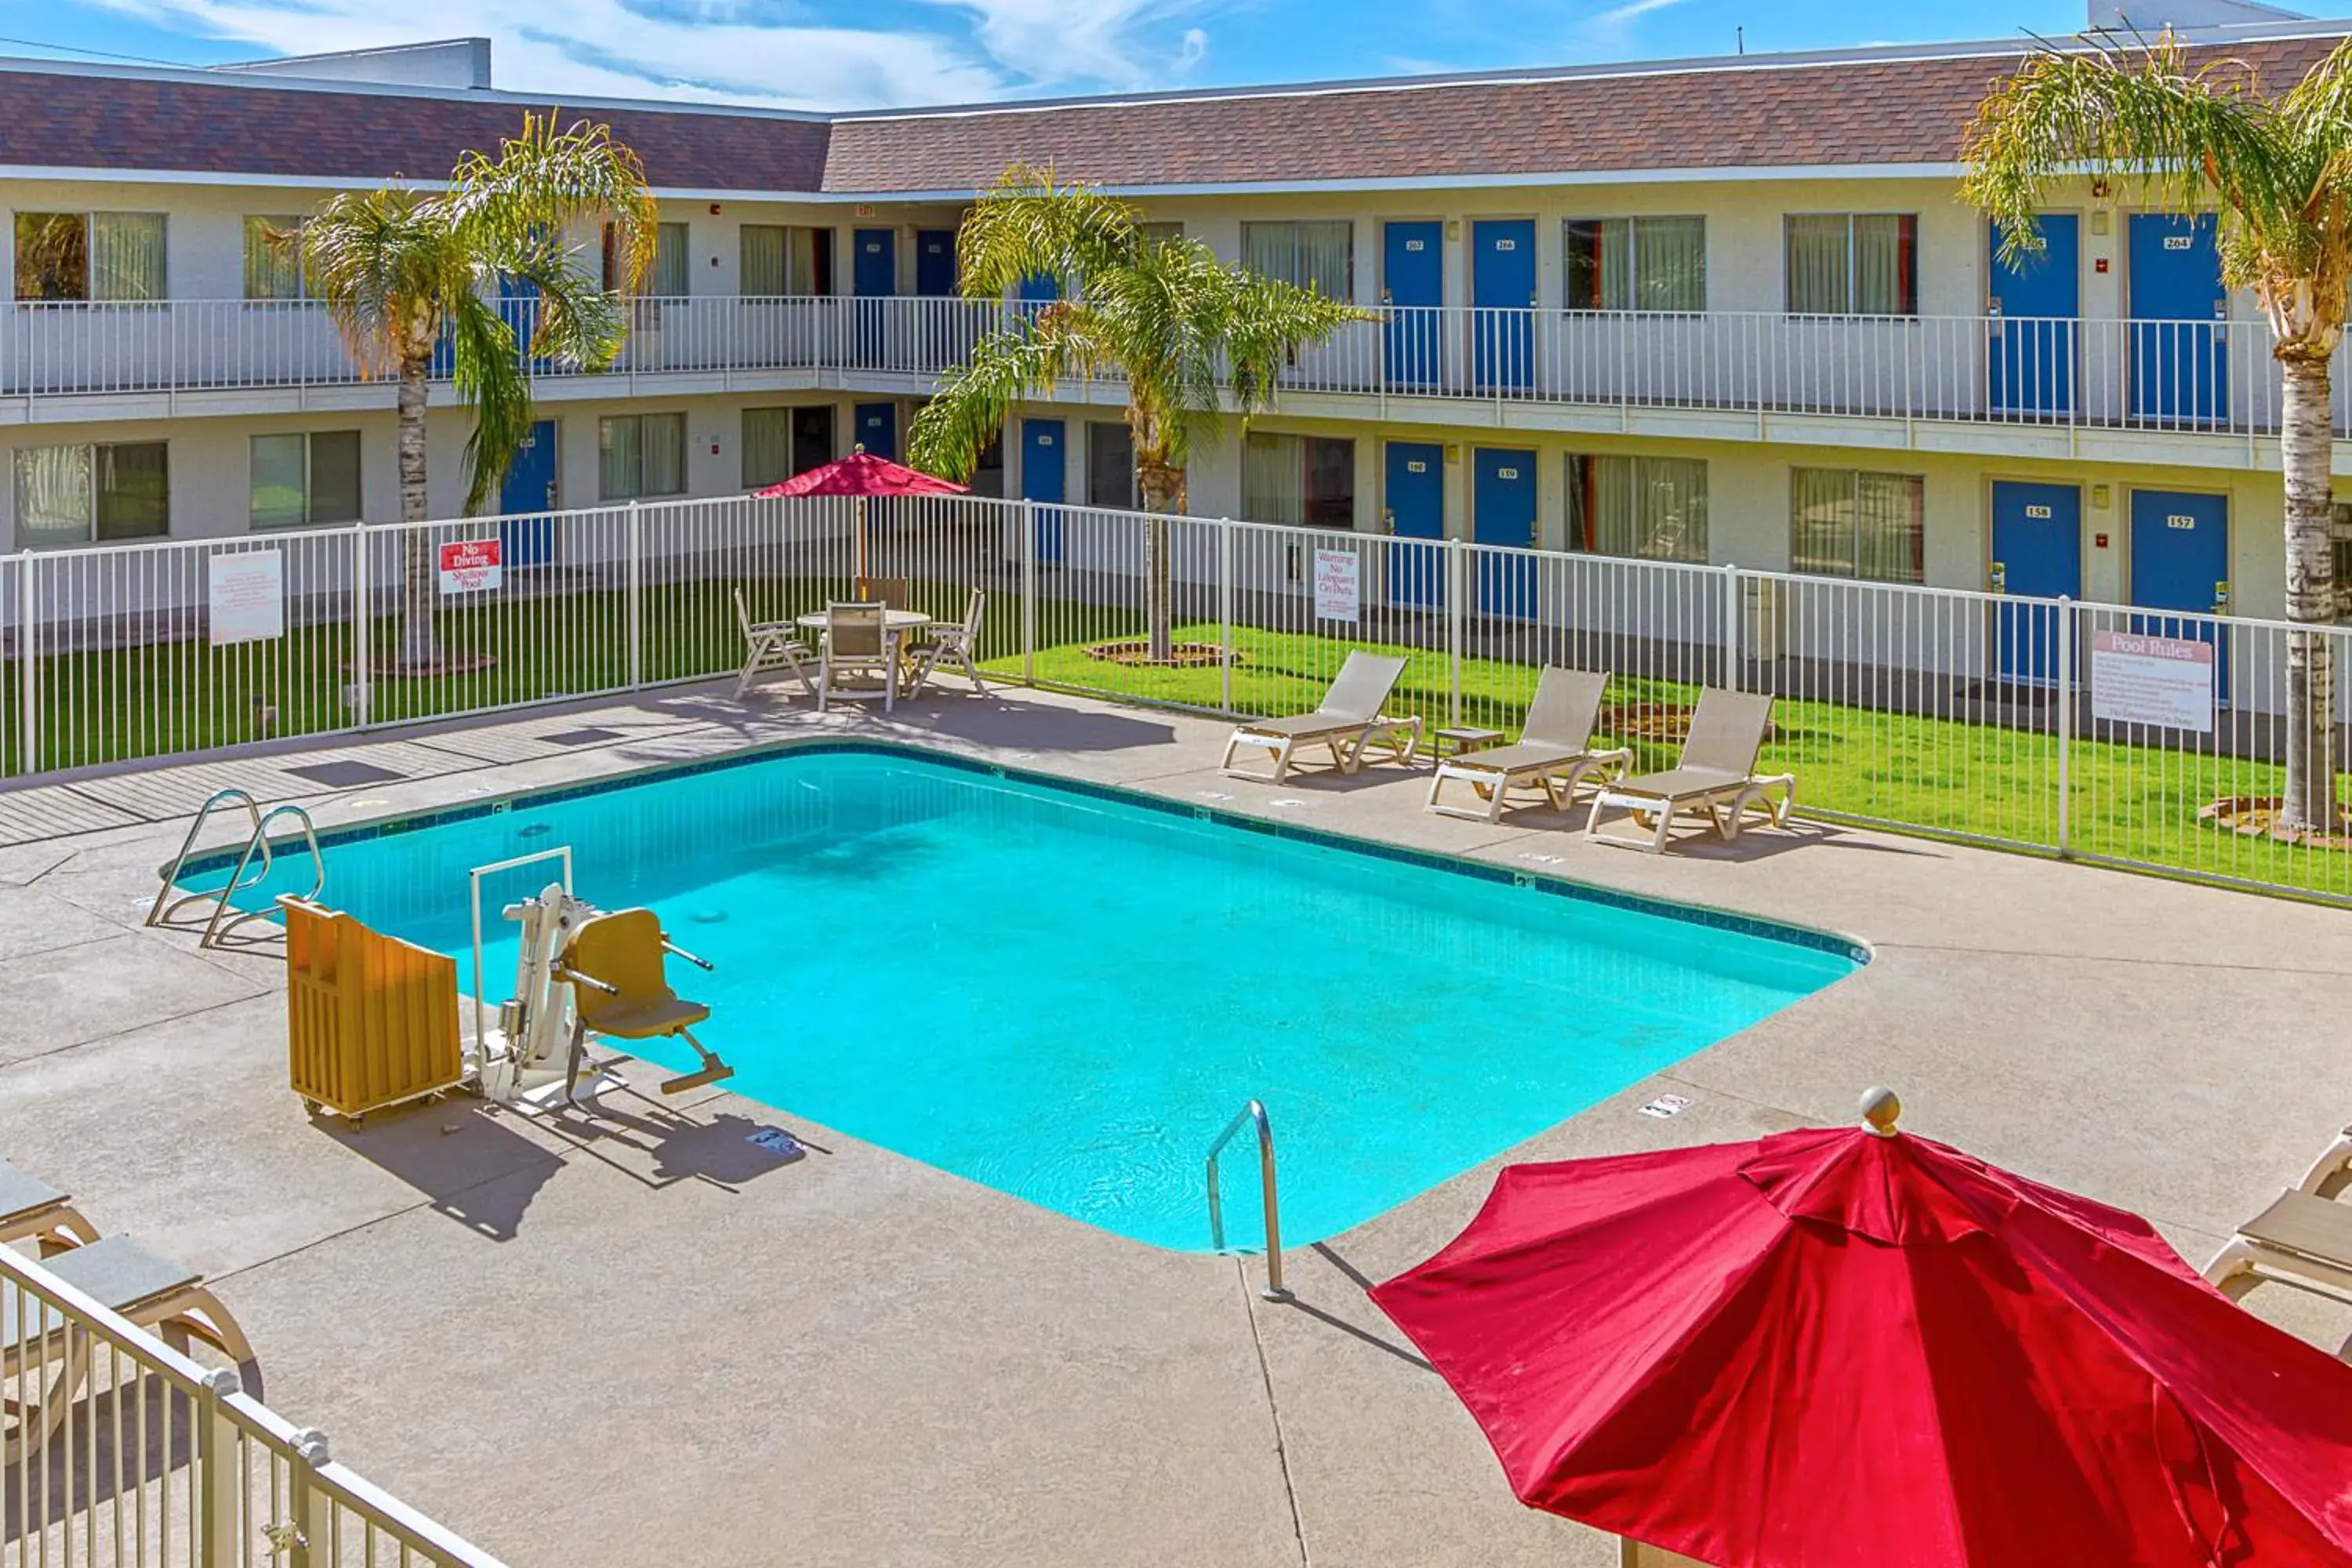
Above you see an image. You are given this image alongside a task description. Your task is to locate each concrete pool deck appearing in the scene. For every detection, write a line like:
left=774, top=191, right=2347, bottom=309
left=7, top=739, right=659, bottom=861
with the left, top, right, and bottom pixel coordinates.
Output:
left=2, top=681, right=2350, bottom=1567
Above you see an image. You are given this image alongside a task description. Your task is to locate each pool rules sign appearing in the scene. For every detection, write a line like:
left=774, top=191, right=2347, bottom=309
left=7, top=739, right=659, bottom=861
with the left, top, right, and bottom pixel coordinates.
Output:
left=1312, top=548, right=1360, bottom=623
left=2091, top=629, right=2215, bottom=732
left=437, top=537, right=503, bottom=595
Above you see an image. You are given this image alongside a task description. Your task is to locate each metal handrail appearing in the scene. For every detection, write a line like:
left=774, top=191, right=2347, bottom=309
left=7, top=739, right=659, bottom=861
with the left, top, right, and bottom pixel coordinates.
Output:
left=466, top=845, right=575, bottom=1053
left=199, top=804, right=324, bottom=949
left=146, top=786, right=264, bottom=927
left=1206, top=1098, right=1291, bottom=1301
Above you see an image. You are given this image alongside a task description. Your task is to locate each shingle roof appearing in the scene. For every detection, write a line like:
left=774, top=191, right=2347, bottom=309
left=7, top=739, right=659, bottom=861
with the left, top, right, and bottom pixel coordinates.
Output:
left=0, top=33, right=2343, bottom=196
left=0, top=70, right=831, bottom=191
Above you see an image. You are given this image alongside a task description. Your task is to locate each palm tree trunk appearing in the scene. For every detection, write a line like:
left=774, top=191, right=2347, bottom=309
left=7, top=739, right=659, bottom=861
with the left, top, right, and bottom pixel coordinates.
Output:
left=2279, top=352, right=2339, bottom=833
left=1137, top=452, right=1181, bottom=664
left=394, top=358, right=441, bottom=670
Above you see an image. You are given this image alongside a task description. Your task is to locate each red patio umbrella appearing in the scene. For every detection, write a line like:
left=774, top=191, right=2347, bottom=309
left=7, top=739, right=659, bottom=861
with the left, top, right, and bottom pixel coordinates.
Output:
left=752, top=445, right=967, bottom=583
left=1370, top=1091, right=2352, bottom=1568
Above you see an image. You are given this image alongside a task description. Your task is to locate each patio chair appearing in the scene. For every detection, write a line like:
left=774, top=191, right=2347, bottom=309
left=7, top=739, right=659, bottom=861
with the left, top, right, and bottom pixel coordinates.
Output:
left=4, top=1234, right=257, bottom=1464
left=732, top=591, right=816, bottom=701
left=1584, top=688, right=1795, bottom=853
left=2296, top=1124, right=2352, bottom=1199
left=560, top=908, right=733, bottom=1097
left=855, top=575, right=909, bottom=611
left=818, top=601, right=898, bottom=715
left=2205, top=1189, right=2352, bottom=1311
left=1221, top=652, right=1420, bottom=784
left=1427, top=667, right=1632, bottom=823
left=906, top=589, right=988, bottom=695
left=0, top=1158, right=98, bottom=1258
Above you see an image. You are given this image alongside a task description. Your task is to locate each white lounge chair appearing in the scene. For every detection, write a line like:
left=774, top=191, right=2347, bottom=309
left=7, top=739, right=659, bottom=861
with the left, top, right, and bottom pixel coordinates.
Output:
left=817, top=601, right=898, bottom=715
left=2296, top=1124, right=2352, bottom=1198
left=1584, top=688, right=1795, bottom=853
left=1221, top=652, right=1420, bottom=784
left=732, top=590, right=815, bottom=701
left=0, top=1158, right=97, bottom=1257
left=907, top=589, right=988, bottom=695
left=2205, top=1189, right=2352, bottom=1313
left=1427, top=667, right=1631, bottom=822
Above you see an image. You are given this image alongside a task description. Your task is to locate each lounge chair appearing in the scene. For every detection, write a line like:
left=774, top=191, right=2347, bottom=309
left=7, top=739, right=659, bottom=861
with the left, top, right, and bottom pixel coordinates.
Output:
left=1427, top=667, right=1631, bottom=822
left=1221, top=652, right=1421, bottom=784
left=2296, top=1124, right=2352, bottom=1198
left=907, top=588, right=988, bottom=695
left=731, top=590, right=815, bottom=701
left=1584, top=688, right=1795, bottom=853
left=2205, top=1189, right=2352, bottom=1311
left=0, top=1159, right=97, bottom=1257
left=4, top=1234, right=257, bottom=1462
left=818, top=601, right=898, bottom=715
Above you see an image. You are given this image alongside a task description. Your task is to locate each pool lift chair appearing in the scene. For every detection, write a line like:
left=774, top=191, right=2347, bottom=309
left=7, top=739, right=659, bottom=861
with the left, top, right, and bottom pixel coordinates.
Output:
left=478, top=886, right=733, bottom=1112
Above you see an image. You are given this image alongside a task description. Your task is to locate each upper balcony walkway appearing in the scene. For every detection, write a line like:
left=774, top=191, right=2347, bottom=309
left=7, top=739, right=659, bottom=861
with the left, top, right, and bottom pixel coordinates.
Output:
left=0, top=296, right=2332, bottom=470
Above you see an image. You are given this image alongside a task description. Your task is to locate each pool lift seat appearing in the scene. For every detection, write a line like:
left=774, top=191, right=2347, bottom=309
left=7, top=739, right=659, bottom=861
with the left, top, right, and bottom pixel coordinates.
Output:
left=559, top=908, right=734, bottom=1097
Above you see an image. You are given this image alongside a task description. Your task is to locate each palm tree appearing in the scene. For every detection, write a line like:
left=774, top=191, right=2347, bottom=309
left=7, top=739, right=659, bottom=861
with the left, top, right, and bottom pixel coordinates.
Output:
left=908, top=165, right=1370, bottom=663
left=299, top=114, right=659, bottom=670
left=1964, top=31, right=2346, bottom=835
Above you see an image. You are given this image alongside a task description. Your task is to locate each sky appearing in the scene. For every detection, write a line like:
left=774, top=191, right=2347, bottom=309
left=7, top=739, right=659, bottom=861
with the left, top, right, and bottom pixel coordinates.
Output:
left=0, top=0, right=2331, bottom=112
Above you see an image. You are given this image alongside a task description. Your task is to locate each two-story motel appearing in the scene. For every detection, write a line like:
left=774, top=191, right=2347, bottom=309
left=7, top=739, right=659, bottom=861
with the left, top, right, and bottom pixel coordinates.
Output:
left=4, top=19, right=2352, bottom=673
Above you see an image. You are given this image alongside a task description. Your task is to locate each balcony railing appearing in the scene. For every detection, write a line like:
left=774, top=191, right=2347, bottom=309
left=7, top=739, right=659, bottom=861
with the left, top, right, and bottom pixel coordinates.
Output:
left=0, top=296, right=2336, bottom=443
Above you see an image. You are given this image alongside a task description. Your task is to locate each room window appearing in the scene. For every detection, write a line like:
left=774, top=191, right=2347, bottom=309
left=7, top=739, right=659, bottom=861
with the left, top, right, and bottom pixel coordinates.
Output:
left=1563, top=217, right=1705, bottom=313
left=1136, top=221, right=1185, bottom=246
left=739, top=224, right=836, bottom=296
left=250, top=432, right=361, bottom=530
left=1244, top=433, right=1356, bottom=528
left=1784, top=214, right=1918, bottom=316
left=13, top=212, right=167, bottom=302
left=1566, top=455, right=1708, bottom=563
left=742, top=408, right=793, bottom=488
left=1087, top=422, right=1135, bottom=508
left=1790, top=468, right=1925, bottom=583
left=604, top=221, right=691, bottom=296
left=12, top=442, right=169, bottom=547
left=598, top=412, right=686, bottom=500
left=242, top=216, right=310, bottom=300
left=1240, top=220, right=1352, bottom=300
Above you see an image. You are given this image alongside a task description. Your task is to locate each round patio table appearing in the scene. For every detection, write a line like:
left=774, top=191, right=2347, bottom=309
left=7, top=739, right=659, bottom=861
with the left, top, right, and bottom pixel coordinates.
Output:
left=796, top=608, right=934, bottom=713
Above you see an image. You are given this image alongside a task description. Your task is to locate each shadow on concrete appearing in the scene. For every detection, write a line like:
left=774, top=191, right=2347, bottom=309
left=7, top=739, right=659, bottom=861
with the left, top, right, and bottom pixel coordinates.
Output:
left=318, top=1097, right=565, bottom=1243
left=891, top=696, right=1182, bottom=756
left=1276, top=1243, right=1436, bottom=1374
left=535, top=1091, right=818, bottom=1194
left=1, top=1349, right=260, bottom=1545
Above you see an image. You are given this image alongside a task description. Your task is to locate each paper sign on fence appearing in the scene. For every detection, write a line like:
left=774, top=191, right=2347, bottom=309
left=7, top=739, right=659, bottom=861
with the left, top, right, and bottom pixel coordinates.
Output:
left=208, top=550, right=284, bottom=646
left=2090, top=629, right=2215, bottom=732
left=1312, top=548, right=1360, bottom=623
left=437, top=538, right=503, bottom=595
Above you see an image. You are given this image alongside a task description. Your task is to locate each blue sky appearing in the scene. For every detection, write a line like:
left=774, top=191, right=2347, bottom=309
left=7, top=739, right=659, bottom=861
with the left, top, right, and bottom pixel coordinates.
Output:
left=0, top=0, right=2328, bottom=110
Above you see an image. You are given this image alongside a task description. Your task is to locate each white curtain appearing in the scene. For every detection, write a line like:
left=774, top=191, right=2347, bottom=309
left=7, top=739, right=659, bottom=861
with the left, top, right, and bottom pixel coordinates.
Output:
left=13, top=445, right=90, bottom=547
left=92, top=212, right=166, bottom=303
left=1853, top=215, right=1915, bottom=316
left=1635, top=217, right=1705, bottom=313
left=243, top=216, right=304, bottom=300
left=1854, top=471, right=1925, bottom=583
left=742, top=408, right=793, bottom=487
left=1784, top=216, right=1851, bottom=315
left=1243, top=432, right=1302, bottom=524
left=1242, top=223, right=1296, bottom=289
left=789, top=227, right=830, bottom=295
left=248, top=434, right=307, bottom=529
left=1242, top=222, right=1351, bottom=299
left=740, top=226, right=787, bottom=296
left=652, top=223, right=691, bottom=298
left=642, top=412, right=686, bottom=495
left=599, top=416, right=644, bottom=501
left=1788, top=467, right=1855, bottom=576
left=1638, top=456, right=1708, bottom=562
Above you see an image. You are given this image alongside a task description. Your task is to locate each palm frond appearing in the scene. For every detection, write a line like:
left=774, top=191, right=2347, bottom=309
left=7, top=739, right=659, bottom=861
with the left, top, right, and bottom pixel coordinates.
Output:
left=445, top=290, right=534, bottom=515
left=451, top=111, right=660, bottom=296
left=298, top=187, right=459, bottom=376
left=908, top=328, right=1078, bottom=481
left=955, top=163, right=1138, bottom=301
left=498, top=234, right=628, bottom=370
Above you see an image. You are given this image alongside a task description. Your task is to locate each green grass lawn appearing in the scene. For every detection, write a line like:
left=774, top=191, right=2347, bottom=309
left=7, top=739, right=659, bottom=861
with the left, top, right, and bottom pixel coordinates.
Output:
left=5, top=575, right=2346, bottom=902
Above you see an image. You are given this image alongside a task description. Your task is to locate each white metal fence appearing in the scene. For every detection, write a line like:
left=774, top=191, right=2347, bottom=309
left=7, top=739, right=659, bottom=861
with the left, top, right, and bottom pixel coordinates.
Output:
left=2, top=492, right=2347, bottom=902
left=2, top=1243, right=505, bottom=1567
left=5, top=299, right=2347, bottom=441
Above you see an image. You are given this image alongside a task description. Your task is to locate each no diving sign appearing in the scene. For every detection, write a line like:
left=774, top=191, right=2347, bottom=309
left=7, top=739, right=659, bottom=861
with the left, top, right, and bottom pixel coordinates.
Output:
left=437, top=538, right=503, bottom=595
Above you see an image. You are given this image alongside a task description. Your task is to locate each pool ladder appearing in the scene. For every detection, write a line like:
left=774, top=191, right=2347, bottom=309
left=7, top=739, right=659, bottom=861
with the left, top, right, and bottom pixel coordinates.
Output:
left=149, top=788, right=325, bottom=949
left=1206, top=1098, right=1290, bottom=1302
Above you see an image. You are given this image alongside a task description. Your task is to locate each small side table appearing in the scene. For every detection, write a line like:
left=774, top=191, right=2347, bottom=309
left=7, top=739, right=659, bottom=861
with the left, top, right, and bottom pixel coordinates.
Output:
left=1433, top=725, right=1504, bottom=759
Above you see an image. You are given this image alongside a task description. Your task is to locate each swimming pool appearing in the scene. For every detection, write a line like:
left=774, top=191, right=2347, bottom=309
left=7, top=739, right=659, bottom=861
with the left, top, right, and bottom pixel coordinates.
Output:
left=189, top=743, right=1862, bottom=1252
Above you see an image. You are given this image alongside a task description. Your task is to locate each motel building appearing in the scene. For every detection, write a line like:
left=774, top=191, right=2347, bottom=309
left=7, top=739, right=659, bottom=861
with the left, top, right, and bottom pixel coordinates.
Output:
left=2, top=9, right=2352, bottom=684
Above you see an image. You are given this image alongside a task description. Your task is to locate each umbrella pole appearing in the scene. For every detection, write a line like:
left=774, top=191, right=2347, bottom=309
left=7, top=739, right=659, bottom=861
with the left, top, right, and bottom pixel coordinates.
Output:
left=855, top=495, right=868, bottom=588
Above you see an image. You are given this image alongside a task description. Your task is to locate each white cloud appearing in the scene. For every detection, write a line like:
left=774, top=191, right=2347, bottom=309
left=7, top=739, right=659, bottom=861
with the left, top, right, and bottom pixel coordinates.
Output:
left=78, top=0, right=1214, bottom=107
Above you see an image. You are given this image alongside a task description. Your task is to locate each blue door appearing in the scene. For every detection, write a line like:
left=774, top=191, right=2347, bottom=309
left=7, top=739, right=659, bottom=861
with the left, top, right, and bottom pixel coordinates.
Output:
left=1471, top=220, right=1536, bottom=393
left=2129, top=214, right=2228, bottom=425
left=914, top=230, right=956, bottom=296
left=1988, top=216, right=2078, bottom=417
left=1472, top=448, right=1537, bottom=619
left=1383, top=221, right=1443, bottom=390
left=498, top=420, right=558, bottom=567
left=2130, top=488, right=2231, bottom=702
left=854, top=228, right=896, bottom=363
left=1385, top=441, right=1445, bottom=610
left=854, top=402, right=897, bottom=461
left=1989, top=481, right=2081, bottom=684
left=1022, top=418, right=1065, bottom=564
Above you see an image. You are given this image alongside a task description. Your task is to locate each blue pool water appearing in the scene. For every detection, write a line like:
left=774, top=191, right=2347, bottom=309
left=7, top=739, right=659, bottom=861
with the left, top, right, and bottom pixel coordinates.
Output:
left=191, top=745, right=1860, bottom=1251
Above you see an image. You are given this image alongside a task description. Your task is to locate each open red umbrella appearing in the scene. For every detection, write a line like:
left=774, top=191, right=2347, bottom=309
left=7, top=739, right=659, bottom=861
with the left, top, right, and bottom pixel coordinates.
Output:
left=1370, top=1091, right=2352, bottom=1568
left=752, top=445, right=967, bottom=582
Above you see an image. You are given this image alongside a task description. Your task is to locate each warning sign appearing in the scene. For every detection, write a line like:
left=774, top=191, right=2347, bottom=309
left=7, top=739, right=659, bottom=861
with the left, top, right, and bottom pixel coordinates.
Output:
left=1312, top=548, right=1359, bottom=623
left=437, top=538, right=503, bottom=595
left=208, top=550, right=284, bottom=646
